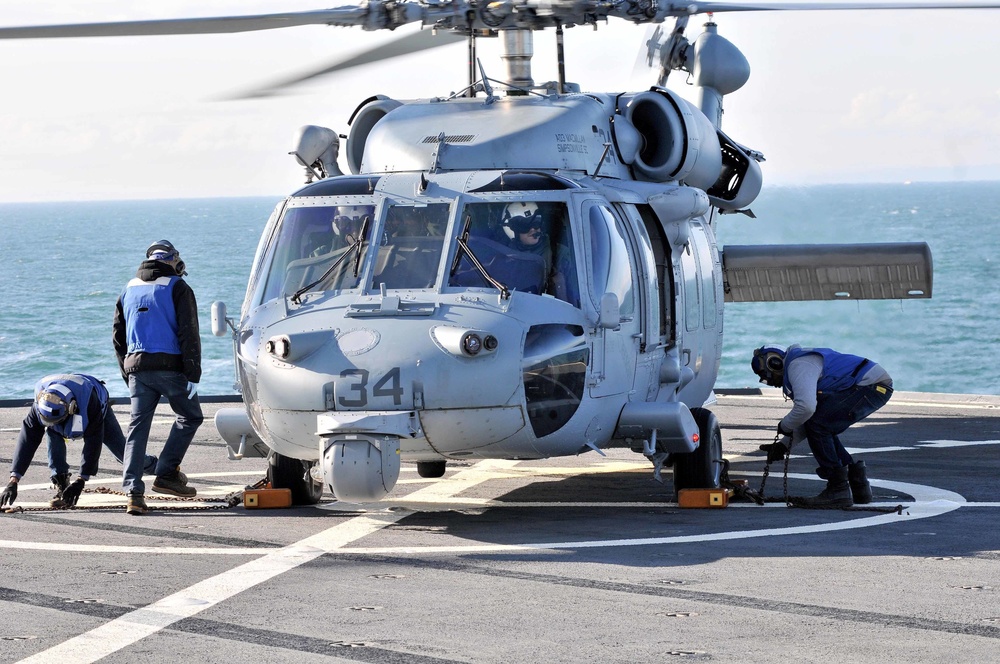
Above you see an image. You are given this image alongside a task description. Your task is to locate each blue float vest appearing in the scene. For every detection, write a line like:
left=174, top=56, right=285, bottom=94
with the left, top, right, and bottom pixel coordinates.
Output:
left=34, top=374, right=108, bottom=438
left=121, top=276, right=181, bottom=355
left=783, top=347, right=870, bottom=399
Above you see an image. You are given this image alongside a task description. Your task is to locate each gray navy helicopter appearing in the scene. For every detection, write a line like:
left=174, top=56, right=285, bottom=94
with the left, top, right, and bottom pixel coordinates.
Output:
left=3, top=1, right=984, bottom=504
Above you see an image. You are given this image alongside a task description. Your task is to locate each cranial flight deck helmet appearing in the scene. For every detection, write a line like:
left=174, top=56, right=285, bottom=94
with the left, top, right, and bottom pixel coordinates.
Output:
left=751, top=345, right=787, bottom=388
left=146, top=239, right=187, bottom=275
left=35, top=388, right=77, bottom=427
left=332, top=205, right=374, bottom=238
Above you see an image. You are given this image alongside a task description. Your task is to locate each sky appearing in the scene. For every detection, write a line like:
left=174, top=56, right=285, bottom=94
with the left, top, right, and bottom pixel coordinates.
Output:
left=1, top=1, right=999, bottom=202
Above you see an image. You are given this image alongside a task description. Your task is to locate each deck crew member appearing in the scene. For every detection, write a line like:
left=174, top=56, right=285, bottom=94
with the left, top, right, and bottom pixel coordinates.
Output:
left=751, top=344, right=893, bottom=507
left=113, top=240, right=203, bottom=516
left=0, top=373, right=158, bottom=509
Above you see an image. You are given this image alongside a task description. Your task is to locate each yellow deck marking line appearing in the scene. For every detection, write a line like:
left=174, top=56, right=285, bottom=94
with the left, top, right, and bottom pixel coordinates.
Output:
left=14, top=459, right=519, bottom=664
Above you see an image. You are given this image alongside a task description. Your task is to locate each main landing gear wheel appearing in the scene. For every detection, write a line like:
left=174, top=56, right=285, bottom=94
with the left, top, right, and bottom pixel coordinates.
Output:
left=267, top=451, right=324, bottom=505
left=672, top=407, right=723, bottom=500
left=416, top=461, right=447, bottom=478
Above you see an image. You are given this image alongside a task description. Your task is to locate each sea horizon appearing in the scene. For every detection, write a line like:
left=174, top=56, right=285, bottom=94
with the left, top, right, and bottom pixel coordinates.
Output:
left=2, top=180, right=998, bottom=399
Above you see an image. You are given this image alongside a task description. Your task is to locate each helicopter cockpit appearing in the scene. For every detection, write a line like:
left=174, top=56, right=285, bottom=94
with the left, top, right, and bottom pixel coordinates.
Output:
left=252, top=194, right=594, bottom=309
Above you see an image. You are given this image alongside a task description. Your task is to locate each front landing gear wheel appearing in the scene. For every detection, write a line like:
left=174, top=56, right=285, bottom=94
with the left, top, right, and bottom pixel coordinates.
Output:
left=267, top=452, right=324, bottom=505
left=672, top=407, right=723, bottom=499
left=416, top=461, right=447, bottom=478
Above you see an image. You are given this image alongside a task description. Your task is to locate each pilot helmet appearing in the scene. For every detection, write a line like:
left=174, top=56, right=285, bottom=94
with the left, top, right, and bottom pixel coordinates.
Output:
left=751, top=345, right=787, bottom=388
left=35, top=389, right=76, bottom=427
left=503, top=202, right=545, bottom=238
left=332, top=205, right=374, bottom=236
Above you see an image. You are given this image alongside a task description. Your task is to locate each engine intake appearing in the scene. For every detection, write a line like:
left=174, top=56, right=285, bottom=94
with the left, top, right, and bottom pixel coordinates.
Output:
left=620, top=89, right=721, bottom=190
left=347, top=96, right=403, bottom=174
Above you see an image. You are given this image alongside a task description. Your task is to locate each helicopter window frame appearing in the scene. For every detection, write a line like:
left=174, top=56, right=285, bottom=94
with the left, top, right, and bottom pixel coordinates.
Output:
left=446, top=197, right=581, bottom=307
left=691, top=220, right=718, bottom=330
left=585, top=203, right=636, bottom=319
left=253, top=197, right=382, bottom=306
left=613, top=203, right=660, bottom=352
left=367, top=201, right=454, bottom=292
left=634, top=203, right=674, bottom=348
left=680, top=241, right=701, bottom=333
left=244, top=198, right=288, bottom=319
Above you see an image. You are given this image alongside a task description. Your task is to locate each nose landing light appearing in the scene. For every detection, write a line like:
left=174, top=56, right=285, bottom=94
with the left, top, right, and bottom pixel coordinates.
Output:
left=432, top=326, right=499, bottom=358
left=265, top=335, right=291, bottom=359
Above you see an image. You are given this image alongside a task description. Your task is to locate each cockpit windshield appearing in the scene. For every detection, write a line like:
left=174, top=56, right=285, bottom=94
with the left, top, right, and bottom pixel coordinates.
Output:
left=251, top=197, right=579, bottom=308
left=369, top=203, right=450, bottom=291
left=257, top=204, right=374, bottom=304
left=449, top=201, right=579, bottom=307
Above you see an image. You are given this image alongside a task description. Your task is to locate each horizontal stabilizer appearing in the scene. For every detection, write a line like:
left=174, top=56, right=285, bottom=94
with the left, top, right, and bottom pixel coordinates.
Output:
left=721, top=242, right=932, bottom=302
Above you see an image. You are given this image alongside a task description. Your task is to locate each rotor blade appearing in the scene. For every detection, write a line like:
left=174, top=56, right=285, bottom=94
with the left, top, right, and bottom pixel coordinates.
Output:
left=225, top=28, right=468, bottom=99
left=0, top=8, right=370, bottom=40
left=660, top=0, right=1000, bottom=19
left=2, top=1, right=998, bottom=43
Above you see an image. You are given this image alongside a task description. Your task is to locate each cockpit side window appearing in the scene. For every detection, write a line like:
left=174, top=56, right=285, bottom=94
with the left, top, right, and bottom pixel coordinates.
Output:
left=588, top=205, right=635, bottom=317
left=449, top=201, right=579, bottom=306
left=256, top=204, right=373, bottom=304
left=244, top=199, right=285, bottom=317
left=370, top=203, right=450, bottom=290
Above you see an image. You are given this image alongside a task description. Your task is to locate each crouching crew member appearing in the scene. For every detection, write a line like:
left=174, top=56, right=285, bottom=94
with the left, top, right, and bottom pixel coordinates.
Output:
left=0, top=374, right=158, bottom=509
left=751, top=344, right=893, bottom=507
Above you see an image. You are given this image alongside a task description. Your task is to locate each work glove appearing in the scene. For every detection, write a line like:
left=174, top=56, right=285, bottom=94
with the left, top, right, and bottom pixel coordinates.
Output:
left=186, top=381, right=199, bottom=399
left=0, top=479, right=17, bottom=508
left=777, top=421, right=794, bottom=437
left=60, top=478, right=87, bottom=507
left=759, top=440, right=790, bottom=463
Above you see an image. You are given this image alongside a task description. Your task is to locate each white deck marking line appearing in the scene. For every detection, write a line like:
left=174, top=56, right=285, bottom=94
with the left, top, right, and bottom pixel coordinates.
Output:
left=715, top=394, right=1000, bottom=410
left=14, top=459, right=519, bottom=664
left=917, top=439, right=1000, bottom=448
left=2, top=470, right=980, bottom=559
left=335, top=477, right=966, bottom=556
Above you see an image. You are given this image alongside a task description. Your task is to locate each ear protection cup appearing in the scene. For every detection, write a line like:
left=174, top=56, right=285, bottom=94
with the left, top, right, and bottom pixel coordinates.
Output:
left=765, top=353, right=784, bottom=373
left=751, top=345, right=786, bottom=386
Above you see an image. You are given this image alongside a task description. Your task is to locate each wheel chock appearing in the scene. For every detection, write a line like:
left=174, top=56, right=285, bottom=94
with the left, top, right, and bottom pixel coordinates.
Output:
left=244, top=484, right=293, bottom=509
left=677, top=488, right=732, bottom=508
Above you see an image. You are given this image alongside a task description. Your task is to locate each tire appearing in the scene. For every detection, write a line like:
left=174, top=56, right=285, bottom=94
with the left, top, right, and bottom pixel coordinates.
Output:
left=267, top=451, right=324, bottom=505
left=672, top=407, right=723, bottom=498
left=416, top=461, right=447, bottom=478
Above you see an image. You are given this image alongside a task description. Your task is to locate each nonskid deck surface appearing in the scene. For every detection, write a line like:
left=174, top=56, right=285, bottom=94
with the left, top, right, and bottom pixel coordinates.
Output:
left=1, top=391, right=999, bottom=663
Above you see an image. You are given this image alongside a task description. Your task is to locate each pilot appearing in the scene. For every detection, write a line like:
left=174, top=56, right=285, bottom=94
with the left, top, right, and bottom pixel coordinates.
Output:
left=752, top=344, right=893, bottom=507
left=0, top=374, right=159, bottom=510
left=505, top=203, right=574, bottom=302
left=113, top=240, right=203, bottom=515
left=505, top=205, right=552, bottom=294
left=310, top=207, right=368, bottom=257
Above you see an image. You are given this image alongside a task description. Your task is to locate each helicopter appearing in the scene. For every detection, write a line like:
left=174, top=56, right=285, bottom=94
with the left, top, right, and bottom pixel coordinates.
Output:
left=2, top=1, right=984, bottom=505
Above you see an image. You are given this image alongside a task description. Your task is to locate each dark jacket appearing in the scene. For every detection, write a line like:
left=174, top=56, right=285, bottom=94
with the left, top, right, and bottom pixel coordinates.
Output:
left=113, top=260, right=202, bottom=384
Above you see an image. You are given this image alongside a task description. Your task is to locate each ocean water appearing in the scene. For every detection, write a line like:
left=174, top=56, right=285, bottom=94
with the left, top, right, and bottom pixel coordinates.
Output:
left=1, top=181, right=997, bottom=399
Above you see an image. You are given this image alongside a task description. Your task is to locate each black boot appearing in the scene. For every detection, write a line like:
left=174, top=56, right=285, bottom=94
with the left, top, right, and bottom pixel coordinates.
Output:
left=801, top=466, right=853, bottom=507
left=49, top=473, right=72, bottom=508
left=848, top=461, right=873, bottom=505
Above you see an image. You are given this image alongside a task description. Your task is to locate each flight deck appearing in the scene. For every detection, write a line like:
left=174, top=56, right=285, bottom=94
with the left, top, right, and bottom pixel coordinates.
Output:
left=1, top=389, right=999, bottom=662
